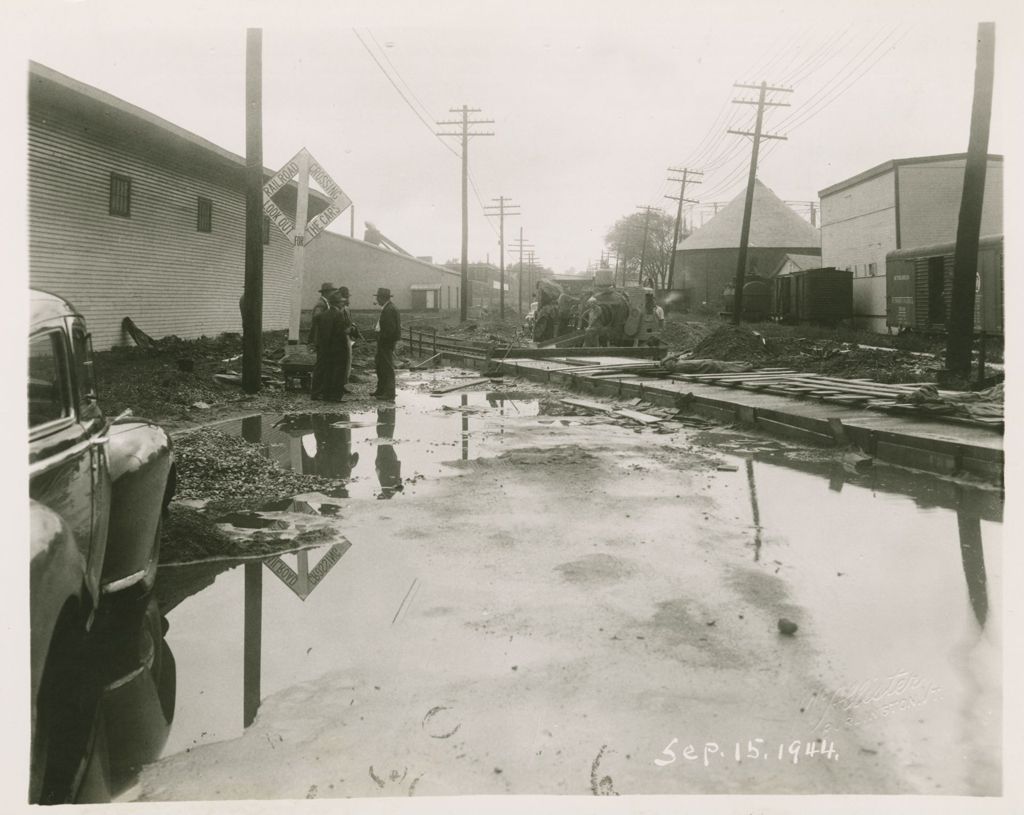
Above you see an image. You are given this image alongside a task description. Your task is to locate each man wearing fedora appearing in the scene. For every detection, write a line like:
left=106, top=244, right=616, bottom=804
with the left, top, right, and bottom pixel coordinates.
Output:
left=372, top=287, right=400, bottom=400
left=308, top=281, right=336, bottom=399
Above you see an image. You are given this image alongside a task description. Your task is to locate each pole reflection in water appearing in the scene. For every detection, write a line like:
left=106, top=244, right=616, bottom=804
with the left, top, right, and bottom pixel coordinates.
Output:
left=242, top=541, right=352, bottom=727
left=243, top=562, right=262, bottom=727
left=241, top=414, right=262, bottom=444
left=461, top=393, right=470, bottom=460
left=375, top=406, right=403, bottom=499
left=957, top=506, right=988, bottom=627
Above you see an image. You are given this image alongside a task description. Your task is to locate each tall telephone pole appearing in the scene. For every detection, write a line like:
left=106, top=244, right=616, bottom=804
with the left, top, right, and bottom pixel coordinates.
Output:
left=635, top=205, right=659, bottom=288
left=665, top=167, right=702, bottom=293
left=946, top=22, right=996, bottom=379
left=509, top=230, right=533, bottom=314
left=728, top=80, right=792, bottom=323
left=242, top=28, right=264, bottom=394
left=438, top=106, right=494, bottom=322
left=484, top=196, right=520, bottom=319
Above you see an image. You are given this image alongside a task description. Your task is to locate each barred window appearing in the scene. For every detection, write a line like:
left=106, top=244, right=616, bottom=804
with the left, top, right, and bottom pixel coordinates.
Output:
left=197, top=196, right=213, bottom=233
left=109, top=173, right=132, bottom=217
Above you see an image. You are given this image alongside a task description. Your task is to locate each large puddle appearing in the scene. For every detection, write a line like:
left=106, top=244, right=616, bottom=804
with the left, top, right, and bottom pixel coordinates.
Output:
left=206, top=386, right=540, bottom=504
left=132, top=379, right=1002, bottom=796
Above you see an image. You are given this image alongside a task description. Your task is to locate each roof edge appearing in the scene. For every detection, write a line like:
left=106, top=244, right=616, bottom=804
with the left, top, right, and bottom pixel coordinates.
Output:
left=819, top=152, right=1004, bottom=198
left=317, top=229, right=457, bottom=275
left=29, top=60, right=330, bottom=203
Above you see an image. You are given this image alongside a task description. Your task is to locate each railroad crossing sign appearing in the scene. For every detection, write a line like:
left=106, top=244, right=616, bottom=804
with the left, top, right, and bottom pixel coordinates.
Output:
left=263, top=148, right=352, bottom=343
left=263, top=147, right=351, bottom=245
left=264, top=540, right=351, bottom=601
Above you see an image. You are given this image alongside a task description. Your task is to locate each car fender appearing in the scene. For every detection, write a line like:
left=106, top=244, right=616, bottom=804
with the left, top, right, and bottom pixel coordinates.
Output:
left=29, top=500, right=86, bottom=708
left=102, top=419, right=174, bottom=595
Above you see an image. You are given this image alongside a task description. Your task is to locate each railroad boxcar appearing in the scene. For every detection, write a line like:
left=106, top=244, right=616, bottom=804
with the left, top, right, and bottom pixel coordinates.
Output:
left=772, top=267, right=852, bottom=325
left=886, top=235, right=1003, bottom=334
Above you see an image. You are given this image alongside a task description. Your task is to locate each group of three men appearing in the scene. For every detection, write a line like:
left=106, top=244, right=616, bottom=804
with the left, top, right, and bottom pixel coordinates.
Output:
left=309, top=282, right=401, bottom=402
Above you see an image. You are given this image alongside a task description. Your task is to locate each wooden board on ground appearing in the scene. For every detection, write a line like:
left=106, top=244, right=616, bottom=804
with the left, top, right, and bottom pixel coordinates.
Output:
left=430, top=378, right=493, bottom=395
left=614, top=408, right=663, bottom=424
left=560, top=397, right=614, bottom=413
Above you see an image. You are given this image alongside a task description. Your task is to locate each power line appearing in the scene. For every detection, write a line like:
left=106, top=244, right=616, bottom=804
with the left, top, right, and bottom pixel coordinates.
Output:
left=351, top=29, right=458, bottom=159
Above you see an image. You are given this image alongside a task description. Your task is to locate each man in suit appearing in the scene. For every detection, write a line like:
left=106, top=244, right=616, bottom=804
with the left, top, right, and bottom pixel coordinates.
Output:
left=371, top=287, right=400, bottom=400
left=308, top=282, right=336, bottom=399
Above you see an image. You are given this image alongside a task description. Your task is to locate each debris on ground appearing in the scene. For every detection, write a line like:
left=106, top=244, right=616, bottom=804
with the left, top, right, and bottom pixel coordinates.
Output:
left=894, top=382, right=1004, bottom=421
left=777, top=618, right=799, bottom=636
left=660, top=356, right=755, bottom=374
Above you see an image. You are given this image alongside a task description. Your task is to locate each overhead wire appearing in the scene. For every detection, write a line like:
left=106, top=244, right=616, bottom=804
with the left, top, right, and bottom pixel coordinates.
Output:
left=354, top=28, right=502, bottom=243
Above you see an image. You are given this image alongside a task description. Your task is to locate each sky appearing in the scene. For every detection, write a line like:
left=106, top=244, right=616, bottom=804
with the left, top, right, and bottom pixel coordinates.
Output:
left=5, top=0, right=1022, bottom=275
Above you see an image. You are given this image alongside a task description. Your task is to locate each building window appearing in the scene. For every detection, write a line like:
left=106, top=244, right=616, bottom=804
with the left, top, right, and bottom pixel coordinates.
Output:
left=109, top=172, right=132, bottom=217
left=263, top=215, right=271, bottom=245
left=197, top=196, right=213, bottom=232
left=867, top=262, right=877, bottom=277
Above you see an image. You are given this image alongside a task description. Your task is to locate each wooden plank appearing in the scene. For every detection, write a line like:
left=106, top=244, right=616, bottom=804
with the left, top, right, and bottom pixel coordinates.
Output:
left=614, top=408, right=663, bottom=424
left=430, top=377, right=492, bottom=395
left=560, top=397, right=613, bottom=413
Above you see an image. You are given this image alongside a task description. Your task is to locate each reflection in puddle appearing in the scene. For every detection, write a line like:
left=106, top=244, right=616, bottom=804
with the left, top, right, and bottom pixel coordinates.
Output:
left=212, top=390, right=539, bottom=500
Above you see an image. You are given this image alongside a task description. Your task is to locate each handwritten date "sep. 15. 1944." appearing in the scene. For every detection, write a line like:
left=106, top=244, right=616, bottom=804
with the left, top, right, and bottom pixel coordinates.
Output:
left=654, top=737, right=839, bottom=767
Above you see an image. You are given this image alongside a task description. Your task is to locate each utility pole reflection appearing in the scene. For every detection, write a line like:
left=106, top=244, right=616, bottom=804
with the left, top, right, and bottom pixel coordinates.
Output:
left=243, top=562, right=262, bottom=727
left=957, top=507, right=988, bottom=627
left=243, top=541, right=352, bottom=727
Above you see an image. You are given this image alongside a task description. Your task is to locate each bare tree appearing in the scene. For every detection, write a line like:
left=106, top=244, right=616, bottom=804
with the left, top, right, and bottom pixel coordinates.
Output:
left=604, top=210, right=677, bottom=289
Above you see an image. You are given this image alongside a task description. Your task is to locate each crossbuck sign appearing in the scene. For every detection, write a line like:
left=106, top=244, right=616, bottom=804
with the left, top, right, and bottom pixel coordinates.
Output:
left=263, top=148, right=352, bottom=343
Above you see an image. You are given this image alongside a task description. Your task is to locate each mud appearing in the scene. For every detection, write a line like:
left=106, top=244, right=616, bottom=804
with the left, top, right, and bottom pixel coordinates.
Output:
left=130, top=370, right=1001, bottom=801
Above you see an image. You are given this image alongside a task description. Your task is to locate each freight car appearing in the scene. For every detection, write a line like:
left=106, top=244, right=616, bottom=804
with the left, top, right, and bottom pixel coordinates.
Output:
left=885, top=234, right=1003, bottom=334
left=771, top=266, right=852, bottom=325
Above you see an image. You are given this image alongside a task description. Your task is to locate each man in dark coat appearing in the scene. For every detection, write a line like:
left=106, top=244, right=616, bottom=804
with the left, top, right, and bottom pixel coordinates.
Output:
left=372, top=287, right=400, bottom=400
left=308, top=282, right=336, bottom=399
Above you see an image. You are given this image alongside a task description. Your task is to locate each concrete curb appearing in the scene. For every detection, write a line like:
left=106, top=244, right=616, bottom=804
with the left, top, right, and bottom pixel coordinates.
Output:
left=483, top=356, right=1004, bottom=485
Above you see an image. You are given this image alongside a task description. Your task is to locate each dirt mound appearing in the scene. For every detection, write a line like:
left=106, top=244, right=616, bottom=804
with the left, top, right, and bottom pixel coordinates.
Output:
left=689, top=325, right=772, bottom=361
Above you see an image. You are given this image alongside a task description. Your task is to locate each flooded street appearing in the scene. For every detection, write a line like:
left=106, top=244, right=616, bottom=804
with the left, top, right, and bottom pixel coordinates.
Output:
left=135, top=371, right=1001, bottom=800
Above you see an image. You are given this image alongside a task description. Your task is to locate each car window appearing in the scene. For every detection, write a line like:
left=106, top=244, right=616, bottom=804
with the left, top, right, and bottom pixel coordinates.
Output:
left=71, top=323, right=102, bottom=420
left=28, top=331, right=71, bottom=428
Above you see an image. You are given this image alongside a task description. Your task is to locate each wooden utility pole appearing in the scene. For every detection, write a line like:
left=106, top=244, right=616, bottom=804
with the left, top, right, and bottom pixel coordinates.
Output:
left=665, top=167, right=702, bottom=293
left=946, top=22, right=996, bottom=379
left=242, top=28, right=264, bottom=394
left=635, top=206, right=658, bottom=288
left=510, top=229, right=533, bottom=314
left=484, top=196, right=520, bottom=320
left=728, top=80, right=791, bottom=323
left=438, top=106, right=494, bottom=322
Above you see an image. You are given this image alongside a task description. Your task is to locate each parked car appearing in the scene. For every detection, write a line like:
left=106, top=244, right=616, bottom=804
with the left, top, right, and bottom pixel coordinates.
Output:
left=29, top=289, right=175, bottom=804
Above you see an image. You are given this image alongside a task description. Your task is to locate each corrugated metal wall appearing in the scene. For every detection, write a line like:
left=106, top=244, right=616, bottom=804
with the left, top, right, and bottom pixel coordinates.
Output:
left=29, top=111, right=295, bottom=349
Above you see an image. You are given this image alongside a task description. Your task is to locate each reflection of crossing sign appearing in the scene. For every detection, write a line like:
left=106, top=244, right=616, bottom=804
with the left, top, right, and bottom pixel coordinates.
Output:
left=263, top=147, right=352, bottom=245
left=264, top=540, right=351, bottom=600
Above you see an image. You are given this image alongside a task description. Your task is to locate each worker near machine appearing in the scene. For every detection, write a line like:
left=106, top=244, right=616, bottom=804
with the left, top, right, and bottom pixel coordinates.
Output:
left=636, top=288, right=665, bottom=346
left=372, top=287, right=401, bottom=400
left=308, top=282, right=337, bottom=399
left=582, top=269, right=631, bottom=347
left=532, top=279, right=562, bottom=343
